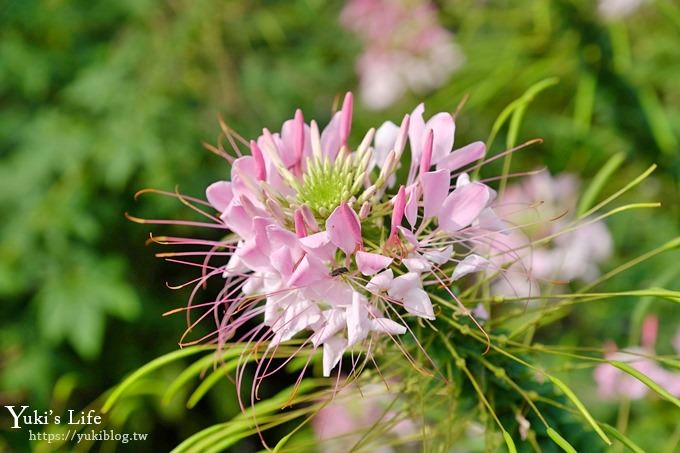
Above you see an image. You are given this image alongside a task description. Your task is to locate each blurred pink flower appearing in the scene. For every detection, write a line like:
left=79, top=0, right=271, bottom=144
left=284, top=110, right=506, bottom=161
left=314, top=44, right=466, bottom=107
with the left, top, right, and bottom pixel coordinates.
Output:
left=341, top=0, right=463, bottom=109
left=484, top=172, right=613, bottom=298
left=313, top=382, right=417, bottom=452
left=594, top=315, right=680, bottom=400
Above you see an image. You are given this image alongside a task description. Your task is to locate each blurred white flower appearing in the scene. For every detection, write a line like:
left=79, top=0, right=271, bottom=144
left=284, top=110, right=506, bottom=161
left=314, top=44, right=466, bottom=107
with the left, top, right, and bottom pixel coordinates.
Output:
left=598, top=0, right=645, bottom=20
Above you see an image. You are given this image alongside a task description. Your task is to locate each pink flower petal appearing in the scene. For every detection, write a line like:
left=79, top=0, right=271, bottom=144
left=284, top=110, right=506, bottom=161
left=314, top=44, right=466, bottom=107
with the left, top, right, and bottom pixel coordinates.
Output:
left=270, top=247, right=295, bottom=280
left=206, top=181, right=233, bottom=212
left=326, top=202, right=362, bottom=255
left=288, top=255, right=328, bottom=288
left=293, top=108, right=305, bottom=161
left=402, top=288, right=435, bottom=320
left=236, top=239, right=270, bottom=272
left=339, top=92, right=353, bottom=146
left=390, top=185, right=407, bottom=236
left=294, top=208, right=307, bottom=238
left=437, top=141, right=486, bottom=172
left=249, top=140, right=267, bottom=181
left=388, top=271, right=418, bottom=296
left=220, top=203, right=253, bottom=239
left=419, top=128, right=434, bottom=174
left=321, top=112, right=342, bottom=160
left=299, top=231, right=337, bottom=262
left=421, top=169, right=450, bottom=220
left=439, top=182, right=491, bottom=232
left=230, top=156, right=261, bottom=202
left=299, top=204, right=320, bottom=232
left=641, top=315, right=658, bottom=350
left=356, top=251, right=393, bottom=275
left=397, top=226, right=418, bottom=246
left=408, top=103, right=426, bottom=165
left=426, top=112, right=455, bottom=165
left=394, top=114, right=410, bottom=157
left=404, top=184, right=420, bottom=227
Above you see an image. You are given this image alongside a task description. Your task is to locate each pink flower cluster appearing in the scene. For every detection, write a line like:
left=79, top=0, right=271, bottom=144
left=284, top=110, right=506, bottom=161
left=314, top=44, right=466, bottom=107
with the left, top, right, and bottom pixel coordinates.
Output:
left=340, top=0, right=463, bottom=109
left=195, top=93, right=500, bottom=377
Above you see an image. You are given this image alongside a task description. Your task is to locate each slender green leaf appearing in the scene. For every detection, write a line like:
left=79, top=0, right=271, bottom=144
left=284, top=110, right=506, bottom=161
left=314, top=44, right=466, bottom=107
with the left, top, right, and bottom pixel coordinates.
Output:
left=547, top=427, right=577, bottom=453
left=600, top=423, right=645, bottom=453
left=503, top=431, right=518, bottom=453
left=186, top=359, right=239, bottom=409
left=573, top=72, right=597, bottom=134
left=102, top=346, right=210, bottom=413
left=486, top=77, right=559, bottom=150
left=578, top=164, right=657, bottom=220
left=548, top=376, right=611, bottom=445
left=272, top=431, right=294, bottom=453
left=577, top=152, right=625, bottom=217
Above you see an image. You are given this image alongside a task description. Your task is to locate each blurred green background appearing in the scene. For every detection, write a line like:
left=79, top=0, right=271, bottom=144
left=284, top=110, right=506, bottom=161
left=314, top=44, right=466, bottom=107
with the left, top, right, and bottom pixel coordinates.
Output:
left=0, top=0, right=678, bottom=451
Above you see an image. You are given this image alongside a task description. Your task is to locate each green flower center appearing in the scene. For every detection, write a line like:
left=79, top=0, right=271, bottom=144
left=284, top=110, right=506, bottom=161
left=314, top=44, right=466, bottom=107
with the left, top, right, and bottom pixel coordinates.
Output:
left=297, top=154, right=364, bottom=217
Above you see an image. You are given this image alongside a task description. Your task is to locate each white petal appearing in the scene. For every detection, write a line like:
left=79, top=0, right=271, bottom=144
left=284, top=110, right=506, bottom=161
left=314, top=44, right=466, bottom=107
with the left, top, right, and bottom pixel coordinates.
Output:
left=322, top=336, right=347, bottom=377
left=371, top=318, right=407, bottom=335
left=402, top=288, right=435, bottom=320
left=403, top=255, right=431, bottom=273
left=347, top=292, right=371, bottom=347
left=388, top=272, right=421, bottom=298
left=310, top=309, right=346, bottom=347
left=422, top=245, right=453, bottom=265
left=366, top=269, right=394, bottom=293
left=452, top=254, right=494, bottom=281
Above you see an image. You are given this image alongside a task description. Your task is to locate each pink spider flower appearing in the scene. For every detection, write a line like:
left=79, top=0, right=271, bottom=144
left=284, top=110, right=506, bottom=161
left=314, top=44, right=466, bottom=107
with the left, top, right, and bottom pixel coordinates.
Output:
left=134, top=93, right=524, bottom=406
left=340, top=0, right=464, bottom=110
